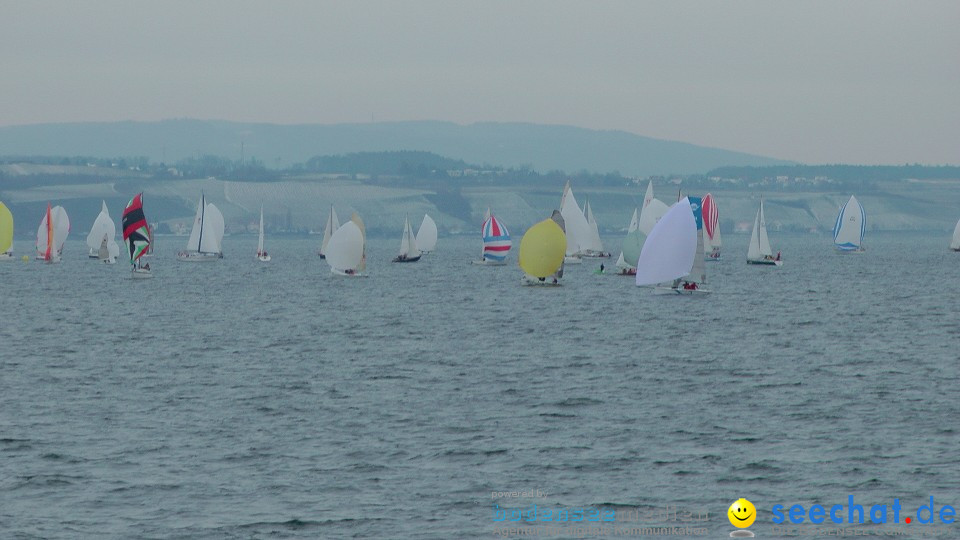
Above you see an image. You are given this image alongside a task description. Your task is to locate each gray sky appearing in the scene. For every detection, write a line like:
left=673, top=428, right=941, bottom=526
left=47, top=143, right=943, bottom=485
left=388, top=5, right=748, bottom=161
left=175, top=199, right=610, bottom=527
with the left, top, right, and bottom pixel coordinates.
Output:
left=2, top=0, right=957, bottom=164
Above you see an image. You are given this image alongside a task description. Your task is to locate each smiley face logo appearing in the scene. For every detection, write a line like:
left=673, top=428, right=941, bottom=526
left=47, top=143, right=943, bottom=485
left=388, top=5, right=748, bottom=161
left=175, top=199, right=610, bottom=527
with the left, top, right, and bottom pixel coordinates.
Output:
left=727, top=498, right=756, bottom=528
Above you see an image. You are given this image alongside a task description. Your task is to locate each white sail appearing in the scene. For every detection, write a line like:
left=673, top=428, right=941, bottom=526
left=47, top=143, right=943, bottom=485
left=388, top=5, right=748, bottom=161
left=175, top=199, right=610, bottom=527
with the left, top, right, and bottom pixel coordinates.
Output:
left=559, top=181, right=593, bottom=257
left=416, top=214, right=437, bottom=253
left=952, top=218, right=960, bottom=250
left=398, top=216, right=420, bottom=258
left=638, top=198, right=669, bottom=235
left=86, top=201, right=120, bottom=258
left=320, top=205, right=340, bottom=256
left=52, top=206, right=69, bottom=254
left=616, top=208, right=640, bottom=269
left=98, top=235, right=110, bottom=260
left=833, top=195, right=865, bottom=250
left=326, top=221, right=364, bottom=273
left=747, top=199, right=774, bottom=261
left=257, top=206, right=266, bottom=255
left=185, top=196, right=205, bottom=252
left=634, top=198, right=698, bottom=286
left=582, top=201, right=605, bottom=253
left=483, top=207, right=491, bottom=223
left=37, top=205, right=69, bottom=259
left=200, top=204, right=224, bottom=254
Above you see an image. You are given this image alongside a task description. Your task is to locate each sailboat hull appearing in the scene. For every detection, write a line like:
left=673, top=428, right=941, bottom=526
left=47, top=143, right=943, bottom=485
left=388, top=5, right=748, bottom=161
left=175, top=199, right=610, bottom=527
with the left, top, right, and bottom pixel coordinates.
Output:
left=471, top=259, right=506, bottom=266
left=257, top=255, right=271, bottom=262
left=582, top=251, right=611, bottom=258
left=392, top=255, right=421, bottom=263
left=177, top=251, right=222, bottom=262
left=0, top=252, right=13, bottom=261
left=330, top=268, right=367, bottom=277
left=131, top=268, right=153, bottom=279
left=747, top=258, right=782, bottom=266
left=521, top=276, right=561, bottom=286
left=653, top=286, right=711, bottom=295
left=563, top=256, right=582, bottom=264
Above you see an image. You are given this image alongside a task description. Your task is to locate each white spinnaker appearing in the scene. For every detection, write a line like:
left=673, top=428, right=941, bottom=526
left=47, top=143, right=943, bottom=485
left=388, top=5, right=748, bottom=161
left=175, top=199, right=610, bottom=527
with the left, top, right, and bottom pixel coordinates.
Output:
left=634, top=198, right=697, bottom=286
left=416, top=214, right=437, bottom=252
left=327, top=221, right=364, bottom=271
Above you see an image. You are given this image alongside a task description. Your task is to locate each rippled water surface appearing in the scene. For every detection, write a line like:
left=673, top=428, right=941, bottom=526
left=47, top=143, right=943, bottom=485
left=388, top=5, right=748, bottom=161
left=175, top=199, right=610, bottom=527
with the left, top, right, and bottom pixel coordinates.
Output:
left=1, top=232, right=958, bottom=538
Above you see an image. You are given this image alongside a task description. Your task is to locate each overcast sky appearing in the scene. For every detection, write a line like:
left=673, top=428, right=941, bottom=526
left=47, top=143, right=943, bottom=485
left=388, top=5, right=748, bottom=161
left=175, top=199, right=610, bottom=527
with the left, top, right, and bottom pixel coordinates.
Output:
left=1, top=1, right=957, bottom=164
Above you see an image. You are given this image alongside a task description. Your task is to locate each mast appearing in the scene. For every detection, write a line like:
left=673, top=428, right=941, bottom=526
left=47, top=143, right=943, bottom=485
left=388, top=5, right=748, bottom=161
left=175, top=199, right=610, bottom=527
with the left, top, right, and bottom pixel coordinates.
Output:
left=196, top=193, right=205, bottom=253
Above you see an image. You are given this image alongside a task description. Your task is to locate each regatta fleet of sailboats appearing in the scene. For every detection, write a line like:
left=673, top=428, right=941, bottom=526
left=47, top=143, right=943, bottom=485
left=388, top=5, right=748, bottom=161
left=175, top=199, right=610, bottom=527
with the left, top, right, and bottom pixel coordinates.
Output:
left=17, top=185, right=958, bottom=285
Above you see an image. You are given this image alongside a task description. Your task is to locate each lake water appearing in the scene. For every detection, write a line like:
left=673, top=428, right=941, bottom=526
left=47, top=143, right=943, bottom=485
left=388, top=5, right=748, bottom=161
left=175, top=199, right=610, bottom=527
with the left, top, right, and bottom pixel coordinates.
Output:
left=1, top=232, right=958, bottom=539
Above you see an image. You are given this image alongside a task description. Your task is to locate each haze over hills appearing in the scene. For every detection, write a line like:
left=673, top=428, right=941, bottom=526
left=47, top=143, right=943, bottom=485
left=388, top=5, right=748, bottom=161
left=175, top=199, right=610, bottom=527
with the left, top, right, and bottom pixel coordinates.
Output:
left=0, top=119, right=792, bottom=177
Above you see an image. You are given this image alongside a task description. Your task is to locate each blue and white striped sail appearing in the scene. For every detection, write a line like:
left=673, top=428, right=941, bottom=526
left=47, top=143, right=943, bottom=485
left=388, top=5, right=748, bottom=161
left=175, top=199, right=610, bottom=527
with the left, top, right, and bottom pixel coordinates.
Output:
left=833, top=195, right=865, bottom=251
left=481, top=215, right=511, bottom=262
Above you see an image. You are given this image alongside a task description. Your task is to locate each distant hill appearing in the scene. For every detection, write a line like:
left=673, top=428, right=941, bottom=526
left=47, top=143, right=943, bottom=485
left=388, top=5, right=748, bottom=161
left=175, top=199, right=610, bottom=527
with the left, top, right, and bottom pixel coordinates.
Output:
left=0, top=119, right=792, bottom=177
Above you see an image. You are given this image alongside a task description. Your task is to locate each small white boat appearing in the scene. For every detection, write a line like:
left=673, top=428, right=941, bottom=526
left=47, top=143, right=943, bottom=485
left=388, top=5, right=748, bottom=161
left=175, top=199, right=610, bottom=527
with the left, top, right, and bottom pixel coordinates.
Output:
left=123, top=193, right=154, bottom=279
left=416, top=213, right=437, bottom=254
left=833, top=195, right=865, bottom=252
left=256, top=206, right=270, bottom=262
left=86, top=201, right=120, bottom=260
left=326, top=213, right=367, bottom=276
left=36, top=203, right=69, bottom=264
left=581, top=199, right=611, bottom=258
left=393, top=215, right=421, bottom=263
left=702, top=193, right=722, bottom=261
left=746, top=197, right=782, bottom=266
left=559, top=180, right=592, bottom=261
left=97, top=235, right=117, bottom=264
left=318, top=205, right=339, bottom=258
left=177, top=193, right=224, bottom=262
left=635, top=196, right=711, bottom=295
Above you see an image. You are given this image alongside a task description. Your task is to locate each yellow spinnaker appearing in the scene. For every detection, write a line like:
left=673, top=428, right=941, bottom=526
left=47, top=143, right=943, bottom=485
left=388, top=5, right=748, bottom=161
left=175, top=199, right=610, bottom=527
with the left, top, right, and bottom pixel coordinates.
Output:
left=0, top=201, right=12, bottom=253
left=519, top=218, right=566, bottom=278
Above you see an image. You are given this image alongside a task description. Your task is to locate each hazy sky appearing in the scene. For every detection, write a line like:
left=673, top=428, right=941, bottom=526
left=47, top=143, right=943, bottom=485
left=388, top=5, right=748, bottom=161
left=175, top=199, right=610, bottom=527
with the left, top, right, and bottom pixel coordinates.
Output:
left=2, top=1, right=957, bottom=164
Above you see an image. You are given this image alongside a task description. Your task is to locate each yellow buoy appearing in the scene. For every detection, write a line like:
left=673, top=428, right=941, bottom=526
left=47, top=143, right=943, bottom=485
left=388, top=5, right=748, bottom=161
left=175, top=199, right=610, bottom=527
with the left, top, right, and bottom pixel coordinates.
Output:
left=21, top=255, right=29, bottom=262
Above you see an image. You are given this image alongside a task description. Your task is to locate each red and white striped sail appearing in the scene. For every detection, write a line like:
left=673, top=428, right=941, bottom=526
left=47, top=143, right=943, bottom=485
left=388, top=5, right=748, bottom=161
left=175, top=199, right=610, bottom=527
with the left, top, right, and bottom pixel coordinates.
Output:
left=481, top=215, right=511, bottom=262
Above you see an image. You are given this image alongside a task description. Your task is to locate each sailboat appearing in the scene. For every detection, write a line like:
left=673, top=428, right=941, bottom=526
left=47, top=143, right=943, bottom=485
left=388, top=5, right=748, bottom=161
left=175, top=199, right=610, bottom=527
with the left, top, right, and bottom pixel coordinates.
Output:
left=256, top=206, right=270, bottom=261
left=701, top=193, right=722, bottom=261
left=326, top=212, right=367, bottom=276
left=558, top=180, right=592, bottom=264
left=122, top=193, right=153, bottom=278
left=951, top=219, right=960, bottom=251
left=615, top=208, right=640, bottom=275
left=519, top=210, right=566, bottom=286
left=393, top=215, right=421, bottom=262
left=472, top=213, right=511, bottom=265
left=635, top=196, right=710, bottom=295
left=746, top=197, right=782, bottom=266
left=833, top=195, right=866, bottom=252
left=86, top=200, right=120, bottom=263
left=416, top=214, right=437, bottom=254
left=36, top=204, right=70, bottom=263
left=617, top=180, right=669, bottom=275
left=582, top=199, right=611, bottom=258
left=177, top=193, right=225, bottom=261
left=0, top=200, right=13, bottom=260
left=318, top=205, right=339, bottom=258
